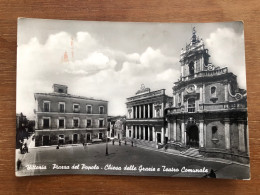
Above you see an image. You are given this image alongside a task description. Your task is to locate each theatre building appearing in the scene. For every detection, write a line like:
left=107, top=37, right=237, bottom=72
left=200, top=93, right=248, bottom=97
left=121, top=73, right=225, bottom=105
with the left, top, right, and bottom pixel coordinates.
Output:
left=34, top=84, right=108, bottom=146
left=165, top=28, right=249, bottom=163
left=125, top=85, right=171, bottom=148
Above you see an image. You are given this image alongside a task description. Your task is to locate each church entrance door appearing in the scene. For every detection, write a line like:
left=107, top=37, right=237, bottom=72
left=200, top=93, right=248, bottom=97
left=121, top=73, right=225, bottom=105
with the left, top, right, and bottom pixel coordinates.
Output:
left=186, top=125, right=199, bottom=148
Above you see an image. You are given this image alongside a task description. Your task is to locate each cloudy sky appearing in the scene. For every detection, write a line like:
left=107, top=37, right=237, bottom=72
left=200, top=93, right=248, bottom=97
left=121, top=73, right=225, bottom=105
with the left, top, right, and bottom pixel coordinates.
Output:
left=17, top=19, right=246, bottom=119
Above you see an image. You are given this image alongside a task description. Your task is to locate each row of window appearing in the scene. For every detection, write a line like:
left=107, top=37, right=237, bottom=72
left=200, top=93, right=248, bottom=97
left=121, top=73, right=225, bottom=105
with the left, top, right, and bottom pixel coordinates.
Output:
left=57, top=133, right=103, bottom=142
left=42, top=133, right=103, bottom=145
left=177, top=86, right=217, bottom=104
left=42, top=118, right=105, bottom=129
left=42, top=101, right=105, bottom=114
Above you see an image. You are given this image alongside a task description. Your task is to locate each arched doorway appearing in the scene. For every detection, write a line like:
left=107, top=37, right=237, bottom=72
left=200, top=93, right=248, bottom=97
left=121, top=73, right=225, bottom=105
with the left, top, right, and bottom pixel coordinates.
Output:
left=186, top=125, right=199, bottom=148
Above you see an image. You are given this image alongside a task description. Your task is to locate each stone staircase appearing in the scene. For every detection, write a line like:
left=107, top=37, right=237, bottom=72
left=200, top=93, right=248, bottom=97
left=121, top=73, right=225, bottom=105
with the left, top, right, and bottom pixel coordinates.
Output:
left=124, top=138, right=157, bottom=148
left=134, top=139, right=157, bottom=148
left=181, top=148, right=203, bottom=158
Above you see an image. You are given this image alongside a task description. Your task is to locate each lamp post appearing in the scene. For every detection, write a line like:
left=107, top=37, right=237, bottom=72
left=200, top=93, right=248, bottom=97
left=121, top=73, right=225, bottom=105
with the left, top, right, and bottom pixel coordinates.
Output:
left=106, top=123, right=110, bottom=156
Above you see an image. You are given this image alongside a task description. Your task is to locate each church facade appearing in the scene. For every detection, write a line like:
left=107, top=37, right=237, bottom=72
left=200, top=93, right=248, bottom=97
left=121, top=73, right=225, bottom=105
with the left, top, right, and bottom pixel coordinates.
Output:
left=165, top=28, right=249, bottom=163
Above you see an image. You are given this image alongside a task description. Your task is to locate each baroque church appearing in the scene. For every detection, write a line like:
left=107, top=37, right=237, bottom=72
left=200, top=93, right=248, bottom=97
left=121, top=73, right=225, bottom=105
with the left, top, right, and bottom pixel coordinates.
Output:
left=165, top=28, right=249, bottom=163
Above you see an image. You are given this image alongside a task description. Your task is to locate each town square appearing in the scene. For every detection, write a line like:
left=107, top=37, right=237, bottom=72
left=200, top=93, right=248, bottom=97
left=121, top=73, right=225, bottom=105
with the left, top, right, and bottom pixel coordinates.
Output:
left=16, top=137, right=249, bottom=179
left=16, top=19, right=250, bottom=179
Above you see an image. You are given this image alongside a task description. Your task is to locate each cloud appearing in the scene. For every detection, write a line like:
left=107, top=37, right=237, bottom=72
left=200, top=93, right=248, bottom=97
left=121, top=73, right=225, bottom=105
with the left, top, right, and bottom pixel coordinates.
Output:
left=206, top=28, right=246, bottom=89
left=17, top=26, right=247, bottom=119
left=17, top=31, right=179, bottom=118
left=64, top=52, right=117, bottom=76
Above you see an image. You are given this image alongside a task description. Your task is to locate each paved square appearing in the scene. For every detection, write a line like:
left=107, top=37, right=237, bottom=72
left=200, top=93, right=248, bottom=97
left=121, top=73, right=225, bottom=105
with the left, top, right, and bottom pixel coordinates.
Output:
left=16, top=142, right=250, bottom=179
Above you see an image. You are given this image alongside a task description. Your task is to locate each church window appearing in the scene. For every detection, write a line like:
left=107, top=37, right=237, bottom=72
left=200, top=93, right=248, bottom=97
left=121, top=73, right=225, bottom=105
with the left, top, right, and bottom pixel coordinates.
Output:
left=188, top=98, right=195, bottom=113
left=211, top=86, right=217, bottom=97
left=189, top=61, right=195, bottom=76
left=178, top=93, right=182, bottom=106
left=212, top=126, right=218, bottom=140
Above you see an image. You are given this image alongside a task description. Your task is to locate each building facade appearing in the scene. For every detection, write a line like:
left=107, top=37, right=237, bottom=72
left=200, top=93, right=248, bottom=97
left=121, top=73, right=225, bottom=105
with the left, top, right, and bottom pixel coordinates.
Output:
left=165, top=28, right=248, bottom=163
left=34, top=84, right=108, bottom=146
left=125, top=85, right=171, bottom=148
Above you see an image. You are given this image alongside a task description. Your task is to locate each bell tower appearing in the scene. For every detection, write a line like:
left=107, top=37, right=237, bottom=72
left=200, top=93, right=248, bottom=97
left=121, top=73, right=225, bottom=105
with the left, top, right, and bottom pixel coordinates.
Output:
left=180, top=27, right=210, bottom=81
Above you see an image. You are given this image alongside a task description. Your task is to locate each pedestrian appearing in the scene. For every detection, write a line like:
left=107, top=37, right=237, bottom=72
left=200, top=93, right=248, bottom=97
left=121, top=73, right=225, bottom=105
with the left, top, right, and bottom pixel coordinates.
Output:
left=125, top=140, right=127, bottom=145
left=21, top=144, right=25, bottom=154
left=164, top=144, right=168, bottom=152
left=19, top=140, right=23, bottom=154
left=24, top=143, right=29, bottom=153
left=119, top=139, right=121, bottom=146
left=208, top=169, right=216, bottom=178
left=203, top=169, right=216, bottom=178
left=17, top=159, right=22, bottom=171
left=112, top=139, right=115, bottom=145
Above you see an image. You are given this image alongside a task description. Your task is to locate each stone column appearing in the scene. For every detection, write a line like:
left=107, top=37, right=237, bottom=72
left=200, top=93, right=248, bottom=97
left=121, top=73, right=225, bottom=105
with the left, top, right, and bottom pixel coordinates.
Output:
left=161, top=103, right=164, bottom=117
left=161, top=127, right=165, bottom=144
left=152, top=104, right=156, bottom=118
left=238, top=122, right=246, bottom=152
left=173, top=95, right=176, bottom=107
left=181, top=120, right=185, bottom=144
left=224, top=119, right=230, bottom=150
left=139, top=105, right=142, bottom=119
left=148, top=126, right=150, bottom=141
left=202, top=84, right=205, bottom=103
left=194, top=61, right=197, bottom=77
left=143, top=105, right=146, bottom=118
left=199, top=120, right=204, bottom=147
left=143, top=126, right=146, bottom=140
left=35, top=116, right=38, bottom=129
left=181, top=91, right=184, bottom=105
left=201, top=55, right=204, bottom=68
left=147, top=104, right=149, bottom=118
left=224, top=84, right=228, bottom=102
left=139, top=126, right=142, bottom=139
left=131, top=126, right=134, bottom=138
left=200, top=86, right=203, bottom=102
left=173, top=120, right=177, bottom=141
left=152, top=127, right=155, bottom=142
left=168, top=121, right=171, bottom=142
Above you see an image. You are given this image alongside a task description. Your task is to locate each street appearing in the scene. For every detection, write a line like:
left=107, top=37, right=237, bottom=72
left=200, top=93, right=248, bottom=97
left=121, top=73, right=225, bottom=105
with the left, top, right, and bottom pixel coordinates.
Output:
left=16, top=142, right=250, bottom=179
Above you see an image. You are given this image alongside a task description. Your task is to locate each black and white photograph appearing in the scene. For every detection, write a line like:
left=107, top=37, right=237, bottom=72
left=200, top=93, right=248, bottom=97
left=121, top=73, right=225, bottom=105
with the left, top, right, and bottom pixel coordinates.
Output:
left=16, top=18, right=250, bottom=179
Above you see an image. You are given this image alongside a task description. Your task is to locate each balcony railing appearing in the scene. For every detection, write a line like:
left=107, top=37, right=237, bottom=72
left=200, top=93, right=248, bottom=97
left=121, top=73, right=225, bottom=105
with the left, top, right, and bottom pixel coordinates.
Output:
left=182, top=67, right=228, bottom=81
left=73, top=108, right=80, bottom=113
left=166, top=101, right=246, bottom=115
left=199, top=102, right=246, bottom=110
left=188, top=107, right=195, bottom=113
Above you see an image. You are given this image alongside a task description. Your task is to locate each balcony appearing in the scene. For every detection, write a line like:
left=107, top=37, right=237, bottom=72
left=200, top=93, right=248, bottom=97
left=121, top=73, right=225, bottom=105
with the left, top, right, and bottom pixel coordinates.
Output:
left=188, top=107, right=195, bottom=113
left=182, top=67, right=228, bottom=81
left=199, top=102, right=246, bottom=110
left=73, top=108, right=80, bottom=113
left=166, top=101, right=246, bottom=115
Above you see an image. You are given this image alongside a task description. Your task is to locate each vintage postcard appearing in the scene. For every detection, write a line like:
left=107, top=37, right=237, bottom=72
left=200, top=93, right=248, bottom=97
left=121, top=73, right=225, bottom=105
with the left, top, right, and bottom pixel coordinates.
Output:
left=16, top=18, right=250, bottom=179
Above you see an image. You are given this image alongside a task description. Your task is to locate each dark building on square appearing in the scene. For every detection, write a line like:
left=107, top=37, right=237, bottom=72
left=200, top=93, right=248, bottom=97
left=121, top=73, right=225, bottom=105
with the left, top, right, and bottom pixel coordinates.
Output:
left=165, top=28, right=249, bottom=163
left=125, top=84, right=171, bottom=148
left=34, top=84, right=108, bottom=146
